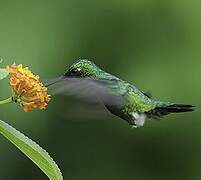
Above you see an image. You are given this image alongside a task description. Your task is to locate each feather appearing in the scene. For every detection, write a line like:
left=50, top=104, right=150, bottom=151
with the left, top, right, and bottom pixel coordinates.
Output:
left=44, top=77, right=123, bottom=106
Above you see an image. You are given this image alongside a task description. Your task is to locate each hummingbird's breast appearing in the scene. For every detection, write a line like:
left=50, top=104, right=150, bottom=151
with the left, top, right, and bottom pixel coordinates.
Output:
left=98, top=72, right=156, bottom=123
left=105, top=104, right=132, bottom=123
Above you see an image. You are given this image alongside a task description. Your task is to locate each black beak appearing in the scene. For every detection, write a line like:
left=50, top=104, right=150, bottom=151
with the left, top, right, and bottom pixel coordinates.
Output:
left=44, top=76, right=65, bottom=87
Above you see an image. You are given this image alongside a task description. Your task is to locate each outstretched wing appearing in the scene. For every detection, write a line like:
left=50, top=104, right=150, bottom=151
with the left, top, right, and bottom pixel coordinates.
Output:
left=44, top=77, right=124, bottom=106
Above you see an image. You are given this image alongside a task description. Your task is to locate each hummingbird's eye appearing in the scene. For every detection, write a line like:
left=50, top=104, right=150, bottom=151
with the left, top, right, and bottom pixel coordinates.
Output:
left=64, top=68, right=82, bottom=77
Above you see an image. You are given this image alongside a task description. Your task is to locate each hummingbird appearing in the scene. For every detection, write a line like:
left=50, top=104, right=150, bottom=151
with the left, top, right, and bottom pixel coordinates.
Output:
left=46, top=59, right=194, bottom=128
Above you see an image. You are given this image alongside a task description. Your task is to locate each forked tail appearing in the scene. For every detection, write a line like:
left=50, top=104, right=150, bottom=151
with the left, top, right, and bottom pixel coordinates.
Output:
left=146, top=103, right=195, bottom=118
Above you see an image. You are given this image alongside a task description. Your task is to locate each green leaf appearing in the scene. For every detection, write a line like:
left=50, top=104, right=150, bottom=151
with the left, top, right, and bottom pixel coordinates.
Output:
left=0, top=68, right=9, bottom=80
left=0, top=120, right=63, bottom=180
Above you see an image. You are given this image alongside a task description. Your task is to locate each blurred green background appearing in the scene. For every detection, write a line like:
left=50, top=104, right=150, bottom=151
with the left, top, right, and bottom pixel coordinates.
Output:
left=0, top=0, right=200, bottom=179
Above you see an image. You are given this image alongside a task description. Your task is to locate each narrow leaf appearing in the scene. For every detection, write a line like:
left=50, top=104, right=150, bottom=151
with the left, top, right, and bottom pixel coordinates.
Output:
left=0, top=120, right=63, bottom=180
left=0, top=68, right=9, bottom=80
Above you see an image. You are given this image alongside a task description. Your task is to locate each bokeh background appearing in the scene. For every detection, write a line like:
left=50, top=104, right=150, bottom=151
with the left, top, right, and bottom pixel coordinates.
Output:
left=0, top=0, right=200, bottom=179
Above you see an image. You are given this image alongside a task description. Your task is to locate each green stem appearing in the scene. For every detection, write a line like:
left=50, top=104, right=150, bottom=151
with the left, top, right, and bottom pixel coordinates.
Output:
left=0, top=97, right=13, bottom=105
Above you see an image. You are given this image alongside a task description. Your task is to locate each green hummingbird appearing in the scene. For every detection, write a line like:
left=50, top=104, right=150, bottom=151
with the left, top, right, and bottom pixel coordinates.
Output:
left=46, top=59, right=194, bottom=128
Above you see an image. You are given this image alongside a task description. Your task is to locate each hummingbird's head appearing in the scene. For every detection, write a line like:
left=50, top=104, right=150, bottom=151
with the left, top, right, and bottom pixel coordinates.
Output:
left=64, top=59, right=101, bottom=78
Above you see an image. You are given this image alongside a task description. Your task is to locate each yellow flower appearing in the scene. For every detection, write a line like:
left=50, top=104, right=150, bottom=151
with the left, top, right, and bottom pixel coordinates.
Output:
left=6, top=64, right=51, bottom=112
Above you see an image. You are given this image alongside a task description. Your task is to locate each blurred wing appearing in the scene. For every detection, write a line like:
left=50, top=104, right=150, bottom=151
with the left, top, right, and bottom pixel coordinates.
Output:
left=45, top=77, right=124, bottom=106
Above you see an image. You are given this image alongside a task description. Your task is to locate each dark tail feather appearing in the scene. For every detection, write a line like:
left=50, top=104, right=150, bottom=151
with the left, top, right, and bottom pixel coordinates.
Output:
left=162, top=104, right=194, bottom=113
left=146, top=104, right=195, bottom=118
